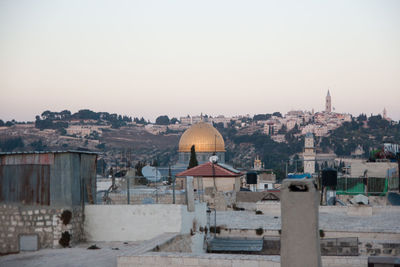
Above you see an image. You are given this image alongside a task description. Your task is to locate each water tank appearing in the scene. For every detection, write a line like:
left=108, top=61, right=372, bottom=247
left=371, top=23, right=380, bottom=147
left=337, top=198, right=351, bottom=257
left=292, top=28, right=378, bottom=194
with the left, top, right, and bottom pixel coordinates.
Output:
left=321, top=169, right=337, bottom=187
left=246, top=172, right=257, bottom=184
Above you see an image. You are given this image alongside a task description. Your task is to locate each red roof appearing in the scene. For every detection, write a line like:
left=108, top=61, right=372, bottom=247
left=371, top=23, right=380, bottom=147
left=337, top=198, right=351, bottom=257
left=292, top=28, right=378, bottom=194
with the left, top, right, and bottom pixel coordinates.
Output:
left=176, top=162, right=243, bottom=177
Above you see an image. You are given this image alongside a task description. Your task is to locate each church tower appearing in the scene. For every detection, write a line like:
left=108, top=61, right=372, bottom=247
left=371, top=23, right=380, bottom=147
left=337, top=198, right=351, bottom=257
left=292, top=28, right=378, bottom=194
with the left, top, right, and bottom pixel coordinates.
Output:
left=303, top=132, right=316, bottom=175
left=325, top=90, right=331, bottom=113
left=254, top=155, right=263, bottom=170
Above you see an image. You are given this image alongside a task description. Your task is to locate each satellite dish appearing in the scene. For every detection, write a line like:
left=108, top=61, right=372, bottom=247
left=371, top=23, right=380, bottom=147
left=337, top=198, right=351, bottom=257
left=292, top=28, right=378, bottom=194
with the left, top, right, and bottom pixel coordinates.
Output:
left=142, top=165, right=162, bottom=182
left=209, top=155, right=219, bottom=163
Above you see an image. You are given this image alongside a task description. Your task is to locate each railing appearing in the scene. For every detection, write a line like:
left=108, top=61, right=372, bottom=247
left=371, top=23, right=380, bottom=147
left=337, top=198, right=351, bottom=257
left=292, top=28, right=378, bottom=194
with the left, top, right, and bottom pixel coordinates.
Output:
left=96, top=176, right=202, bottom=205
left=336, top=177, right=388, bottom=196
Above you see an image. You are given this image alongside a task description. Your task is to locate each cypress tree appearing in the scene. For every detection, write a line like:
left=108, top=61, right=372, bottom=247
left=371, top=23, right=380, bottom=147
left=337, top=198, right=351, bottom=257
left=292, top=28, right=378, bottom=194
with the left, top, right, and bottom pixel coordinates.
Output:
left=188, top=145, right=199, bottom=169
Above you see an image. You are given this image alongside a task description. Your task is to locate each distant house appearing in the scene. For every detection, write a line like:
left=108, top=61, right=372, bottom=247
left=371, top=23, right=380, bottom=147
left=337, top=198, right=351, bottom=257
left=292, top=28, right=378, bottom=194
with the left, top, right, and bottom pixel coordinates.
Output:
left=176, top=161, right=243, bottom=192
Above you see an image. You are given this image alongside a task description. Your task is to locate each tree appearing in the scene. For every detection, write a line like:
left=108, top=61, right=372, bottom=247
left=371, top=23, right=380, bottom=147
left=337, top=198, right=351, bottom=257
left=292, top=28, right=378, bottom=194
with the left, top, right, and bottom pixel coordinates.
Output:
left=272, top=112, right=282, bottom=118
left=155, top=115, right=170, bottom=125
left=170, top=117, right=179, bottom=124
left=278, top=124, right=287, bottom=134
left=135, top=161, right=146, bottom=177
left=0, top=120, right=4, bottom=126
left=30, top=140, right=46, bottom=151
left=0, top=137, right=24, bottom=151
left=253, top=114, right=271, bottom=121
left=357, top=113, right=367, bottom=122
left=187, top=145, right=198, bottom=169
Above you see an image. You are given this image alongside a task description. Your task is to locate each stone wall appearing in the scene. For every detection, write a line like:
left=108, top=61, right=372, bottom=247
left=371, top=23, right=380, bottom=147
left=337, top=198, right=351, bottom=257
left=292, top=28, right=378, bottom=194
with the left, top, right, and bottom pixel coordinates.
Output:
left=118, top=252, right=368, bottom=267
left=359, top=240, right=400, bottom=256
left=109, top=193, right=186, bottom=205
left=235, top=202, right=400, bottom=216
left=0, top=204, right=84, bottom=255
left=155, top=234, right=193, bottom=253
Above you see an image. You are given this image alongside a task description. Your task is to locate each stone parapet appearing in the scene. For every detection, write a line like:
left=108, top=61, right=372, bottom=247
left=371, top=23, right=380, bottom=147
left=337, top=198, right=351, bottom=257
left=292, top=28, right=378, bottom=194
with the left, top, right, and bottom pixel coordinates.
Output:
left=0, top=204, right=84, bottom=255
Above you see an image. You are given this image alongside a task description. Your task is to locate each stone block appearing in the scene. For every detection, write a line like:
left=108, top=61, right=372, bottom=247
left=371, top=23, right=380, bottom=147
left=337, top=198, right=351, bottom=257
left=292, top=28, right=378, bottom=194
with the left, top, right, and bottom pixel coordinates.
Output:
left=36, top=221, right=44, bottom=226
left=28, top=211, right=33, bottom=215
left=183, top=257, right=199, bottom=266
left=213, top=259, right=231, bottom=267
left=35, top=228, right=43, bottom=232
left=11, top=221, right=17, bottom=226
left=167, top=257, right=183, bottom=265
left=8, top=227, right=15, bottom=232
left=40, top=209, right=46, bottom=214
left=44, top=215, right=50, bottom=220
left=18, top=222, right=24, bottom=227
left=198, top=258, right=210, bottom=266
left=141, top=256, right=157, bottom=265
left=46, top=221, right=52, bottom=226
left=34, top=210, right=39, bottom=215
left=37, top=216, right=43, bottom=220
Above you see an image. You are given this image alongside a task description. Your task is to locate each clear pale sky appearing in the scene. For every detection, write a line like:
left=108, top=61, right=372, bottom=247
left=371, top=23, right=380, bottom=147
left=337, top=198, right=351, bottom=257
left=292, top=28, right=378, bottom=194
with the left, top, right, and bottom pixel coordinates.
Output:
left=1, top=0, right=399, bottom=122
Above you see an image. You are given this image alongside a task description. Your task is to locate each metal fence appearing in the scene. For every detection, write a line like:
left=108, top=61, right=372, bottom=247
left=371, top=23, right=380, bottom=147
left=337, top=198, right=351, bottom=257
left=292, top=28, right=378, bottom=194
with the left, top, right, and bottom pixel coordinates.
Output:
left=320, top=237, right=359, bottom=256
left=336, top=177, right=388, bottom=196
left=96, top=176, right=194, bottom=205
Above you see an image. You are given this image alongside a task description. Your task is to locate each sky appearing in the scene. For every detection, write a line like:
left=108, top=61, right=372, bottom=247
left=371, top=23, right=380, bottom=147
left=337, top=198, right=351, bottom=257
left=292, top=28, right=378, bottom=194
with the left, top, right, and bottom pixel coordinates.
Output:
left=0, top=0, right=399, bottom=122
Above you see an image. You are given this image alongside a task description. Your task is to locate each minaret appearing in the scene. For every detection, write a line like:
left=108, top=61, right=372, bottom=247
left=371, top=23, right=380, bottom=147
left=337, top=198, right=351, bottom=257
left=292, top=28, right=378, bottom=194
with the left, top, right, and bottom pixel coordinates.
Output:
left=325, top=90, right=331, bottom=113
left=303, top=132, right=316, bottom=174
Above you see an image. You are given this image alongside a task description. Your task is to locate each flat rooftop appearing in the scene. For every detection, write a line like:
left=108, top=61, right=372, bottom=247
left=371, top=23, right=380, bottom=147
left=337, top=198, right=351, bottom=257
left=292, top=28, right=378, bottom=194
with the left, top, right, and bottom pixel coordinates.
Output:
left=0, top=241, right=141, bottom=267
left=216, top=210, right=400, bottom=233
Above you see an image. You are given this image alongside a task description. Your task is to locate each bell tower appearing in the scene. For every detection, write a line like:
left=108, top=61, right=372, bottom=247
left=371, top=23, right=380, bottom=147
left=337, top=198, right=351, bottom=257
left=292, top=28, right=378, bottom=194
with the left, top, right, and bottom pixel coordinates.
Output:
left=325, top=90, right=331, bottom=113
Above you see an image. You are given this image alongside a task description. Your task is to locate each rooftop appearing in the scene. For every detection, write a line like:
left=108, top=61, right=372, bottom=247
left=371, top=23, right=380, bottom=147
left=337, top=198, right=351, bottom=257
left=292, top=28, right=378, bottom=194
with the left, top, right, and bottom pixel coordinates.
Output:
left=176, top=162, right=242, bottom=177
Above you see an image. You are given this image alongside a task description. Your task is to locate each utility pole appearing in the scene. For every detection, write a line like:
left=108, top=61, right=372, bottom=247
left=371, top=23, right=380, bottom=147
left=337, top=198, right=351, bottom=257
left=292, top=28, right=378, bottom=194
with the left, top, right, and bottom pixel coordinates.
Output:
left=397, top=152, right=400, bottom=193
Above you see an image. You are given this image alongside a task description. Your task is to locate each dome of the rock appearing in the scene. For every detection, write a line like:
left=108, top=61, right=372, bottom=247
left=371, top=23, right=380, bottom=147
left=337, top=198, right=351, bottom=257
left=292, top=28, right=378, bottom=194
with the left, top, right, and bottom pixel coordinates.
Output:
left=178, top=122, right=225, bottom=153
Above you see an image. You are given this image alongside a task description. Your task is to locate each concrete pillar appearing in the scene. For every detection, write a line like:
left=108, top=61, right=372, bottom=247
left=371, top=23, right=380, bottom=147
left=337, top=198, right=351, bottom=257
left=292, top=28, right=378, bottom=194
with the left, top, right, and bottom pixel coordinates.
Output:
left=186, top=176, right=195, bottom=212
left=281, top=179, right=321, bottom=267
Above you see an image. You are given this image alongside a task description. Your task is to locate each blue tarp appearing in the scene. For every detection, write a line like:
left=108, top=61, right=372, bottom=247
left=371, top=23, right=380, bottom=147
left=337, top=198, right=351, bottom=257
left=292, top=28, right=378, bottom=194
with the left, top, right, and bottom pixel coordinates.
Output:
left=287, top=173, right=312, bottom=179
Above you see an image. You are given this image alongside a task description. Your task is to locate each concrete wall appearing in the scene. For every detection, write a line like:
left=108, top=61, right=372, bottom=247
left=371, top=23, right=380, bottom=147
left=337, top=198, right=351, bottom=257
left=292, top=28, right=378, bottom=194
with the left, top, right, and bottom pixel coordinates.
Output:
left=0, top=204, right=83, bottom=254
left=84, top=203, right=207, bottom=242
left=236, top=202, right=400, bottom=216
left=350, top=161, right=397, bottom=178
left=176, top=177, right=240, bottom=192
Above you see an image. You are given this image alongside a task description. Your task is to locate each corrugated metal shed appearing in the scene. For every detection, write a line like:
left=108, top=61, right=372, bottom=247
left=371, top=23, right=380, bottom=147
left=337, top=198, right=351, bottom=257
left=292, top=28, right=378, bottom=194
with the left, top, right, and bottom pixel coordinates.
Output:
left=0, top=151, right=98, bottom=206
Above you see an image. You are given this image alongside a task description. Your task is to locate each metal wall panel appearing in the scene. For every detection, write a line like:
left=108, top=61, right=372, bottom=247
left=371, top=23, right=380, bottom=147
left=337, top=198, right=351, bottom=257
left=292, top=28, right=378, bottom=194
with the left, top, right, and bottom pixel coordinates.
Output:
left=0, top=153, right=54, bottom=165
left=0, top=164, right=50, bottom=205
left=80, top=153, right=97, bottom=204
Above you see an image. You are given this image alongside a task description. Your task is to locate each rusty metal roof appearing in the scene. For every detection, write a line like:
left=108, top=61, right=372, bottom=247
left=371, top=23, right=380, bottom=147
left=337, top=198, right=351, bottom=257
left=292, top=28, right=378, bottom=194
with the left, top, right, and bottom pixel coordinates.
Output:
left=0, top=150, right=100, bottom=155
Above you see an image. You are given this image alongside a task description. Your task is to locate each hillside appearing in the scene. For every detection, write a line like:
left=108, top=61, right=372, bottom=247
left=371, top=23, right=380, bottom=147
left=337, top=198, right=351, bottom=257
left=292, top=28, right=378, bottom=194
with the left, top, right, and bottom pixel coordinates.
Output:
left=1, top=112, right=399, bottom=179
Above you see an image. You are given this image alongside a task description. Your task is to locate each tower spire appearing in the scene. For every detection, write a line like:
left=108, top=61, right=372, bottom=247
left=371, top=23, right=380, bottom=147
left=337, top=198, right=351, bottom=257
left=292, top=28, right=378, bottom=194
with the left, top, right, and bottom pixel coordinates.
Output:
left=325, top=89, right=332, bottom=113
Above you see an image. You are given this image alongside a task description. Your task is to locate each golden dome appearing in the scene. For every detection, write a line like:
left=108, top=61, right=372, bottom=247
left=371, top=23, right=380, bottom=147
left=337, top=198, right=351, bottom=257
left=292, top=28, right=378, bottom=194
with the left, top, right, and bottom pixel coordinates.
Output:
left=178, top=122, right=225, bottom=153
